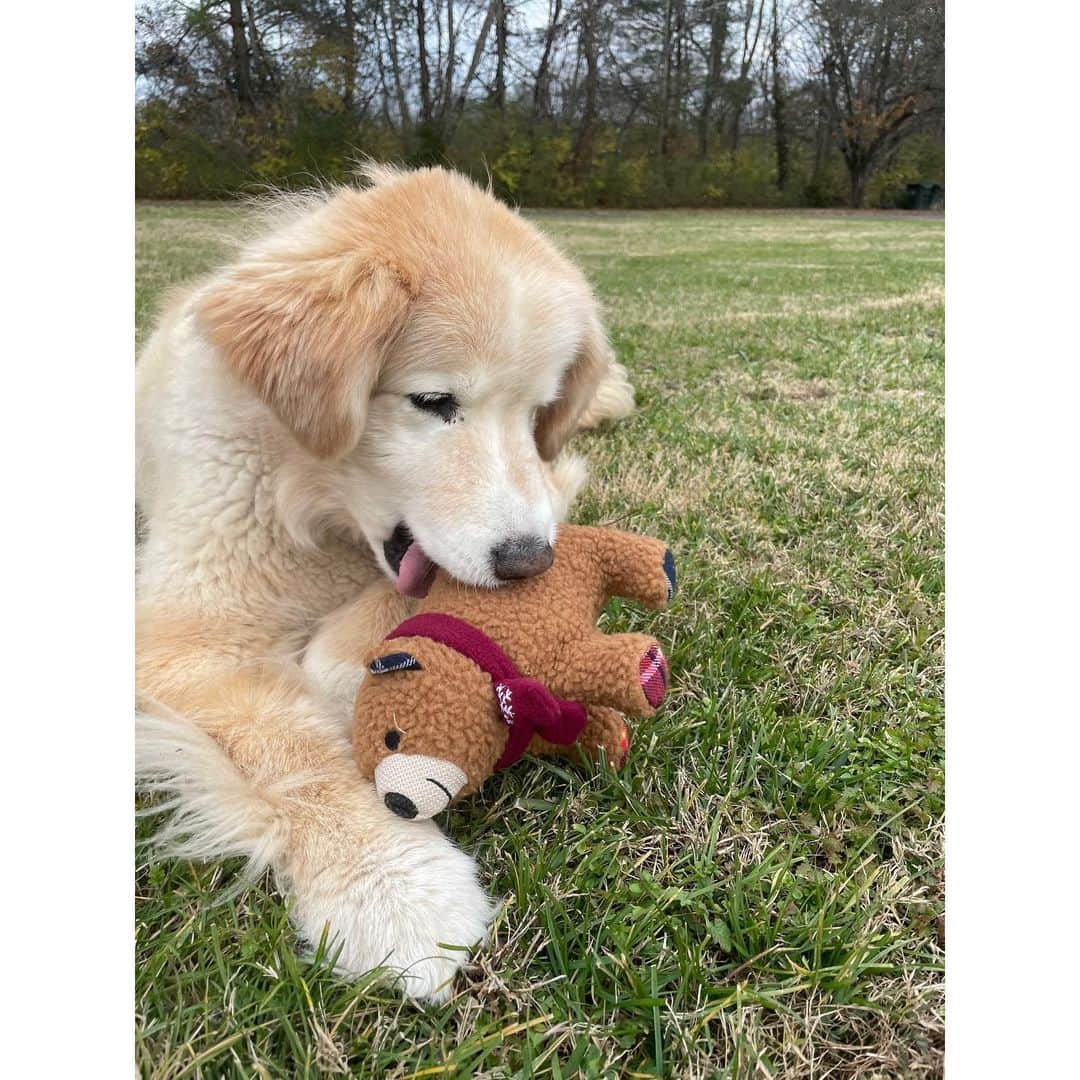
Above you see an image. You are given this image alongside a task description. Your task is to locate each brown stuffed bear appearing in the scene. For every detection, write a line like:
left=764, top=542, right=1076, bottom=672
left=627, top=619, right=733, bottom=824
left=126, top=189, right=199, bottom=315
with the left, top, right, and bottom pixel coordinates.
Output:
left=353, top=525, right=676, bottom=819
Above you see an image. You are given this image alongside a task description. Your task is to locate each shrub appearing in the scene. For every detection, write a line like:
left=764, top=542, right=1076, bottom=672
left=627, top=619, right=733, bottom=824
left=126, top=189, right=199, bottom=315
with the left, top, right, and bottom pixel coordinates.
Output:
left=134, top=97, right=943, bottom=209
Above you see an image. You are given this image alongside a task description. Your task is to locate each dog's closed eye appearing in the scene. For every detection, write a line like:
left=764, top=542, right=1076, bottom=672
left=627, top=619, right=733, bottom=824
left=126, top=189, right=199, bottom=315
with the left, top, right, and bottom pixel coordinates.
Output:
left=408, top=393, right=459, bottom=423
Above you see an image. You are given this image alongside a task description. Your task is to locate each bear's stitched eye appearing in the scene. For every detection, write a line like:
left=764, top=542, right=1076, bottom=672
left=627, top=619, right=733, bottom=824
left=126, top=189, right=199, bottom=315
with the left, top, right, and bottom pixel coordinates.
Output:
left=384, top=730, right=401, bottom=751
left=369, top=651, right=422, bottom=675
left=408, top=392, right=459, bottom=423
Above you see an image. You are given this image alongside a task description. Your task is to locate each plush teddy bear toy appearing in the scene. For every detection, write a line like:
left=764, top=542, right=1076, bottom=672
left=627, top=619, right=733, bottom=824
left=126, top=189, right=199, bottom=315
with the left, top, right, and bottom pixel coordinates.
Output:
left=353, top=525, right=676, bottom=820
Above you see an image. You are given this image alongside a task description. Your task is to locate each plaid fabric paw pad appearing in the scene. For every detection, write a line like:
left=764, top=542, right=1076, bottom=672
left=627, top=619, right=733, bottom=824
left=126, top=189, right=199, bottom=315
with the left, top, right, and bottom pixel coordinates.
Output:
left=639, top=644, right=669, bottom=708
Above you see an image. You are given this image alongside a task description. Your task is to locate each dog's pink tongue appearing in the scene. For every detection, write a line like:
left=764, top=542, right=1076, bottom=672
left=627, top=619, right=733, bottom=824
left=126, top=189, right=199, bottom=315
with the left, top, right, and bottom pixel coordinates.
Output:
left=395, top=541, right=437, bottom=599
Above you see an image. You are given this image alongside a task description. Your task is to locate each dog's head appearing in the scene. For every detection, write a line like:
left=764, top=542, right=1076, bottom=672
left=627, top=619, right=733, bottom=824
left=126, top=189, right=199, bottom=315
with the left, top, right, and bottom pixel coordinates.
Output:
left=353, top=637, right=510, bottom=819
left=197, top=166, right=615, bottom=594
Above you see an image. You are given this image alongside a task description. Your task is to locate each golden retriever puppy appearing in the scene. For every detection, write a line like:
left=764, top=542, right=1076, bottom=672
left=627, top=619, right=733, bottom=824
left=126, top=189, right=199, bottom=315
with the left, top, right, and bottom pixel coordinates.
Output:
left=135, top=164, right=634, bottom=1001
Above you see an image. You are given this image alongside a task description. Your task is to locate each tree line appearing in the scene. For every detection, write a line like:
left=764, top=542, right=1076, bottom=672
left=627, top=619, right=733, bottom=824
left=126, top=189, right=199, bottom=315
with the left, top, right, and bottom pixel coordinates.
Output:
left=136, top=0, right=944, bottom=207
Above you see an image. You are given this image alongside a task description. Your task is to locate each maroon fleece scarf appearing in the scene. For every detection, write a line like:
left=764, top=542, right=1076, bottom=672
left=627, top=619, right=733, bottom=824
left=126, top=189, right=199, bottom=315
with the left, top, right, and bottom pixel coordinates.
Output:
left=387, top=613, right=588, bottom=770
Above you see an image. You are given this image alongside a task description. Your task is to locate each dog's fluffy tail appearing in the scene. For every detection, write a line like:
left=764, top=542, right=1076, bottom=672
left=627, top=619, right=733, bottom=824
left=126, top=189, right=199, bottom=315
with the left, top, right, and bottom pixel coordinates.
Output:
left=136, top=703, right=290, bottom=879
left=578, top=360, right=636, bottom=431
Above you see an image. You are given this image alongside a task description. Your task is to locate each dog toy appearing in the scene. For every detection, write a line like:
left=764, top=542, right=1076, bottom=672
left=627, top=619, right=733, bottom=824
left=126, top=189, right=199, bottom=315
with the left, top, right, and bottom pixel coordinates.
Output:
left=353, top=525, right=676, bottom=819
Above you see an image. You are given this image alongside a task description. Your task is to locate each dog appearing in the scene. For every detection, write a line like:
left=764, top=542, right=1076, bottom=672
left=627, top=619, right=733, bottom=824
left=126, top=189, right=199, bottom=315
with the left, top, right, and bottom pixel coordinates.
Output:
left=135, top=164, right=634, bottom=1002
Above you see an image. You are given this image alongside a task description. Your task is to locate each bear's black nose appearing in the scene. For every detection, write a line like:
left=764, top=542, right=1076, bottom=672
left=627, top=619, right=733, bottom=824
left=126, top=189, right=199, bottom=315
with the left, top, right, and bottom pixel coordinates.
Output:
left=491, top=535, right=554, bottom=581
left=384, top=792, right=418, bottom=819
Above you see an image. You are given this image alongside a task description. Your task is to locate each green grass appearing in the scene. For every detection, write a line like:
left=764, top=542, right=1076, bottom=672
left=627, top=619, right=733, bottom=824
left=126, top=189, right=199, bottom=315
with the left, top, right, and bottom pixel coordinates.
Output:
left=136, top=203, right=944, bottom=1078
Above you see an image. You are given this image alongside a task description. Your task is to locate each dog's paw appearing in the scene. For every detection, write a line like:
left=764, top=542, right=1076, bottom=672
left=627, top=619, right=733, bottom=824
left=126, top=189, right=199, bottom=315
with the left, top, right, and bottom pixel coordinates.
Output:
left=288, top=816, right=493, bottom=1004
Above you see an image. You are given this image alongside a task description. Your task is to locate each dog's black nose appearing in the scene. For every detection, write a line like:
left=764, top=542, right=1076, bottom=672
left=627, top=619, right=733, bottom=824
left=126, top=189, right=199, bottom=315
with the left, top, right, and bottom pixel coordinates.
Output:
left=384, top=792, right=418, bottom=819
left=491, top=536, right=555, bottom=581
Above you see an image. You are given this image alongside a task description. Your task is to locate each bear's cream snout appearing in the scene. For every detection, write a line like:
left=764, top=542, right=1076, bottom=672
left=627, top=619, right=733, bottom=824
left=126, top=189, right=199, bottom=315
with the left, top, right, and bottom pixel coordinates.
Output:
left=374, top=753, right=468, bottom=820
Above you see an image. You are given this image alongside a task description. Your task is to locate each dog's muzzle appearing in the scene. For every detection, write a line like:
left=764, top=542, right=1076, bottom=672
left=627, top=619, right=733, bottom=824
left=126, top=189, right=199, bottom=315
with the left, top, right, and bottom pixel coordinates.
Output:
left=374, top=754, right=468, bottom=820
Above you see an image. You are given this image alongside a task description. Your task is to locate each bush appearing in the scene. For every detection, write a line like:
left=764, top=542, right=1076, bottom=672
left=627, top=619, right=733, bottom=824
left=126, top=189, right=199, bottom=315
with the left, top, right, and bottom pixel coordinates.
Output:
left=867, top=134, right=946, bottom=209
left=135, top=97, right=943, bottom=209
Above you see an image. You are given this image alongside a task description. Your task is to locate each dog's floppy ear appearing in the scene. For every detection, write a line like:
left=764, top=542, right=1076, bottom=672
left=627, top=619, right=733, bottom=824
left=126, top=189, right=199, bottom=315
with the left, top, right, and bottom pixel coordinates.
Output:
left=534, top=310, right=616, bottom=462
left=198, top=248, right=412, bottom=459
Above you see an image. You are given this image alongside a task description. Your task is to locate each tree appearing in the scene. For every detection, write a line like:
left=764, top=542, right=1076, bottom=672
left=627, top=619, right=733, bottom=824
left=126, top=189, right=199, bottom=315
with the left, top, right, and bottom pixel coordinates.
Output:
left=571, top=0, right=603, bottom=177
left=729, top=0, right=766, bottom=152
left=697, top=0, right=730, bottom=157
left=135, top=0, right=944, bottom=207
left=492, top=0, right=508, bottom=111
left=807, top=0, right=944, bottom=206
left=342, top=0, right=357, bottom=112
left=769, top=0, right=789, bottom=190
left=226, top=0, right=256, bottom=112
left=531, top=0, right=563, bottom=120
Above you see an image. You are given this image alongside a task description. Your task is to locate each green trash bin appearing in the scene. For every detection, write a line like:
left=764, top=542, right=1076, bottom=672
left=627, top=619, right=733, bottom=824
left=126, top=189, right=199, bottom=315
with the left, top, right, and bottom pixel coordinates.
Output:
left=906, top=182, right=944, bottom=210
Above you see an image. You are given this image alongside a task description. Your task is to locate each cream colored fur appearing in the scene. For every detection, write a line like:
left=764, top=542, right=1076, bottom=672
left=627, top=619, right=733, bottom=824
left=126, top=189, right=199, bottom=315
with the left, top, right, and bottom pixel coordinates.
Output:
left=135, top=165, right=633, bottom=1002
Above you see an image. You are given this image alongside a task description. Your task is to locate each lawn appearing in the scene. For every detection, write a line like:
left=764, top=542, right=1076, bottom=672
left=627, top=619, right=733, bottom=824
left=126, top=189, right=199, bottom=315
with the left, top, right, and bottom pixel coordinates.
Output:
left=135, top=202, right=944, bottom=1078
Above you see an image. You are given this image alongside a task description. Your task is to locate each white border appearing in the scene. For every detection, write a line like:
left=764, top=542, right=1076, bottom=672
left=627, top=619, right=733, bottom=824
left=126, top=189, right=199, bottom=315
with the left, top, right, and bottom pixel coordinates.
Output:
left=4, top=2, right=1080, bottom=1073
left=947, top=3, right=1080, bottom=1076
left=3, top=2, right=134, bottom=1073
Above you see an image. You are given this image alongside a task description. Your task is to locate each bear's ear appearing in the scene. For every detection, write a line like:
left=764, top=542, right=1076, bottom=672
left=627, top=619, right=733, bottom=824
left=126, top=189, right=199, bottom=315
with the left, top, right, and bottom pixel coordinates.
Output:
left=368, top=651, right=422, bottom=675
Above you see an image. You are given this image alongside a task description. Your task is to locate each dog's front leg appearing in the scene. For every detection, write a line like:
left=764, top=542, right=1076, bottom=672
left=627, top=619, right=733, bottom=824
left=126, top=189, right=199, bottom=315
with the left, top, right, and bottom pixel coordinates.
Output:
left=302, top=579, right=416, bottom=727
left=137, top=611, right=492, bottom=1003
